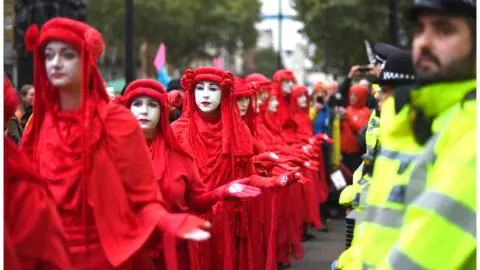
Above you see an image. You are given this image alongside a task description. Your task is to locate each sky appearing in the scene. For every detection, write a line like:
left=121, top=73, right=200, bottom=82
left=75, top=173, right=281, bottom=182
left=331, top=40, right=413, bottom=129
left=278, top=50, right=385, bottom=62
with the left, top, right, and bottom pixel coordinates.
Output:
left=256, top=0, right=308, bottom=52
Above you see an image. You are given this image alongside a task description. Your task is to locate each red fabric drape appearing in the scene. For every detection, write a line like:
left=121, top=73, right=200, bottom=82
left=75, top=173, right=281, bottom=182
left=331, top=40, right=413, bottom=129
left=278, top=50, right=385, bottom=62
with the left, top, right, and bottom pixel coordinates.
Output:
left=20, top=18, right=174, bottom=270
left=124, top=79, right=223, bottom=270
left=171, top=67, right=254, bottom=270
left=5, top=75, right=72, bottom=270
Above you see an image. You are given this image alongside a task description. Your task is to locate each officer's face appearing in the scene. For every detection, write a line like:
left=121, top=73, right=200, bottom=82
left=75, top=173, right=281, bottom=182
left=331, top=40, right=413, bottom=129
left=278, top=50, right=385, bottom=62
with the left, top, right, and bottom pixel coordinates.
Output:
left=412, top=12, right=475, bottom=83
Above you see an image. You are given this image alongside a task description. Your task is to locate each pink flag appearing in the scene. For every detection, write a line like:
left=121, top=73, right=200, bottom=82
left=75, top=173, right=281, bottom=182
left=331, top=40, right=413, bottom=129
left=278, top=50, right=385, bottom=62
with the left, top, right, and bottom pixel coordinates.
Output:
left=213, top=58, right=222, bottom=69
left=153, top=42, right=166, bottom=71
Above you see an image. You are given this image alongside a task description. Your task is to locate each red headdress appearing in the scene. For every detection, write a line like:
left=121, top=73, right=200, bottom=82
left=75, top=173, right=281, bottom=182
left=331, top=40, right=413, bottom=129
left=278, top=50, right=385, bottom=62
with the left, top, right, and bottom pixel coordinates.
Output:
left=271, top=69, right=297, bottom=128
left=290, top=85, right=313, bottom=139
left=123, top=79, right=186, bottom=178
left=180, top=67, right=253, bottom=157
left=20, top=17, right=109, bottom=164
left=272, top=69, right=297, bottom=97
left=233, top=76, right=257, bottom=135
left=244, top=73, right=272, bottom=92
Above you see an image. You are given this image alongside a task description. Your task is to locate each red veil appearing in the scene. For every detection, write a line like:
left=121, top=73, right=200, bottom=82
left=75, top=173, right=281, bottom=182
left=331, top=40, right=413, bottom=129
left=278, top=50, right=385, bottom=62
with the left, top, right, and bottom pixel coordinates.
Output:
left=171, top=67, right=255, bottom=270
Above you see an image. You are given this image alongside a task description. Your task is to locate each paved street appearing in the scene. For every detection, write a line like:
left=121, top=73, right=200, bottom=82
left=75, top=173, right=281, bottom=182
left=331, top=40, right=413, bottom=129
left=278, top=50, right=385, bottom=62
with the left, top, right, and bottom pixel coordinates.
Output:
left=291, top=219, right=345, bottom=270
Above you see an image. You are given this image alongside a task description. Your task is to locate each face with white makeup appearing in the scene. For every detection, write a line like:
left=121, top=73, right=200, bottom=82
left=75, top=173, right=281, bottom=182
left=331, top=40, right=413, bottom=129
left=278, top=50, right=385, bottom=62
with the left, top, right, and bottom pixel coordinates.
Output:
left=297, top=93, right=308, bottom=108
left=236, top=97, right=251, bottom=117
left=281, top=79, right=295, bottom=95
left=195, top=81, right=222, bottom=115
left=44, top=41, right=82, bottom=90
left=130, top=96, right=161, bottom=133
left=267, top=96, right=279, bottom=113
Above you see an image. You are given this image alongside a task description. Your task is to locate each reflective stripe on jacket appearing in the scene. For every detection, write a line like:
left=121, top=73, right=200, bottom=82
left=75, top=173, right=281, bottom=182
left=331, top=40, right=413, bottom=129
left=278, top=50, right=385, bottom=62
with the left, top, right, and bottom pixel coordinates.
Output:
left=377, top=80, right=477, bottom=270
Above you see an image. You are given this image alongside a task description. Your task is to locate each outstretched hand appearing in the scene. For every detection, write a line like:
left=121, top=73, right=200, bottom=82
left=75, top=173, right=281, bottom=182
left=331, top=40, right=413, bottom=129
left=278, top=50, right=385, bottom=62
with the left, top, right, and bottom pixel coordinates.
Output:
left=160, top=213, right=212, bottom=241
left=272, top=171, right=302, bottom=187
left=313, top=133, right=334, bottom=144
left=222, top=179, right=262, bottom=200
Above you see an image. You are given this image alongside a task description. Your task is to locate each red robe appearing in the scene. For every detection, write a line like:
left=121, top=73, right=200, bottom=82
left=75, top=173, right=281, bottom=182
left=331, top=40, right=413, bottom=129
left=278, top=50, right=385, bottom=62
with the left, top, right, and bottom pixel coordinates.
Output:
left=258, top=96, right=304, bottom=265
left=21, top=102, right=173, bottom=270
left=288, top=87, right=324, bottom=229
left=4, top=74, right=72, bottom=270
left=5, top=136, right=73, bottom=270
left=148, top=132, right=222, bottom=270
left=172, top=111, right=255, bottom=270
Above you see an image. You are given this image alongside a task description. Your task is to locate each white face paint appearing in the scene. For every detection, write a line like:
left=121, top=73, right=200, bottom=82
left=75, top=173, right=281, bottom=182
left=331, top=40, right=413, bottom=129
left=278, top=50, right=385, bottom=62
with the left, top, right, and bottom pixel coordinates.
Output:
left=268, top=96, right=279, bottom=113
left=44, top=41, right=82, bottom=89
left=297, top=93, right=308, bottom=108
left=255, top=90, right=268, bottom=112
left=130, top=96, right=161, bottom=131
left=281, top=80, right=295, bottom=94
left=195, top=81, right=222, bottom=114
left=236, top=97, right=251, bottom=117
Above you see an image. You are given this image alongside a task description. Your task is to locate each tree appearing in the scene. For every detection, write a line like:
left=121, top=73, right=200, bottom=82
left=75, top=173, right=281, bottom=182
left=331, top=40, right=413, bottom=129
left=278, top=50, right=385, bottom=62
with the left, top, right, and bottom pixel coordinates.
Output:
left=293, top=0, right=412, bottom=75
left=242, top=48, right=284, bottom=78
left=86, top=0, right=261, bottom=70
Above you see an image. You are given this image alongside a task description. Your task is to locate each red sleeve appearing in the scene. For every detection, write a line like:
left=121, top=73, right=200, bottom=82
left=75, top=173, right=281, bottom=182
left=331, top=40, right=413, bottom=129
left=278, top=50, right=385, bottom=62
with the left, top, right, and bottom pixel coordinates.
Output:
left=6, top=179, right=73, bottom=270
left=89, top=104, right=171, bottom=267
left=346, top=111, right=369, bottom=132
left=183, top=155, right=220, bottom=214
left=4, top=227, right=21, bottom=270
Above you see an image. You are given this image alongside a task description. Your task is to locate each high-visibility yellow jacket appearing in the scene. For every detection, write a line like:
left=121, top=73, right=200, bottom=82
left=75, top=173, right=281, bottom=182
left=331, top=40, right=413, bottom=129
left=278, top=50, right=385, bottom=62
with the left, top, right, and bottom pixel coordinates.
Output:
left=337, top=110, right=380, bottom=268
left=377, top=79, right=477, bottom=270
left=339, top=110, right=380, bottom=208
left=339, top=95, right=424, bottom=270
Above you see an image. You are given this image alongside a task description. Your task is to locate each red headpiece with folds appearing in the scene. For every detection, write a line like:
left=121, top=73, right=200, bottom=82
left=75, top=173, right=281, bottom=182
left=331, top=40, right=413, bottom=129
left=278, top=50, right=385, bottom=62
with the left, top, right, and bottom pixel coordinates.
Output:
left=180, top=67, right=253, bottom=157
left=233, top=77, right=257, bottom=135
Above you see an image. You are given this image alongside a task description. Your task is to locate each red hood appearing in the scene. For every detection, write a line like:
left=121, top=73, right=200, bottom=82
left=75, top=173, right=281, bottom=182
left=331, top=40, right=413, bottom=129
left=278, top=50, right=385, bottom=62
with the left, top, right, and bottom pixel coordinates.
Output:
left=290, top=86, right=310, bottom=112
left=349, top=85, right=368, bottom=108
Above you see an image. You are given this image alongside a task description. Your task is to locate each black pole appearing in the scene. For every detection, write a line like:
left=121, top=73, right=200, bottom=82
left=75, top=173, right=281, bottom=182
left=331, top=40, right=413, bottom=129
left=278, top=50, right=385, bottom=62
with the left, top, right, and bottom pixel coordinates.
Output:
left=277, top=0, right=282, bottom=69
left=323, top=4, right=328, bottom=73
left=124, top=0, right=135, bottom=91
left=388, top=0, right=398, bottom=46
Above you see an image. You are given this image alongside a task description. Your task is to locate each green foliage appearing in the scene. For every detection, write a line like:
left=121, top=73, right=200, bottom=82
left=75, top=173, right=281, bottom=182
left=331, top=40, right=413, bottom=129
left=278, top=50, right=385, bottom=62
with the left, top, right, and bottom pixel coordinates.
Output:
left=86, top=0, right=261, bottom=69
left=242, top=48, right=283, bottom=78
left=293, top=0, right=412, bottom=75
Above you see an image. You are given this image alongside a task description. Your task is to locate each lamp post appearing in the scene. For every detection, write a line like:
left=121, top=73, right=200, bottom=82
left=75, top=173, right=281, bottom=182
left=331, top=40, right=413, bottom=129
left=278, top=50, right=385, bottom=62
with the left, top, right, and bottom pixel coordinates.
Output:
left=124, top=0, right=135, bottom=91
left=323, top=3, right=329, bottom=73
left=388, top=0, right=398, bottom=46
left=277, top=0, right=283, bottom=69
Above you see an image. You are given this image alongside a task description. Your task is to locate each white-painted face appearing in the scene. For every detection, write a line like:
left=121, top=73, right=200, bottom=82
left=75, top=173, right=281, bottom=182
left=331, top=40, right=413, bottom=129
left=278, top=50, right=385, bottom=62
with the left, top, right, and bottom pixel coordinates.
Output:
left=268, top=96, right=279, bottom=113
left=281, top=79, right=295, bottom=94
left=130, top=96, right=161, bottom=131
left=297, top=93, right=308, bottom=108
left=44, top=41, right=81, bottom=89
left=195, top=81, right=222, bottom=114
left=236, top=97, right=251, bottom=117
left=255, top=89, right=268, bottom=109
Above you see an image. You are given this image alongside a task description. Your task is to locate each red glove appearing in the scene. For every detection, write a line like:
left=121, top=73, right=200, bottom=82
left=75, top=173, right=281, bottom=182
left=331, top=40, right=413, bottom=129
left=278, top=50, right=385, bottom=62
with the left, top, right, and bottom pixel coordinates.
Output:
left=213, top=179, right=262, bottom=200
left=303, top=160, right=320, bottom=171
left=253, top=152, right=291, bottom=171
left=298, top=174, right=312, bottom=184
left=159, top=213, right=211, bottom=241
left=314, top=133, right=334, bottom=144
left=272, top=162, right=301, bottom=174
left=302, top=145, right=320, bottom=158
left=273, top=171, right=302, bottom=187
left=167, top=90, right=183, bottom=109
